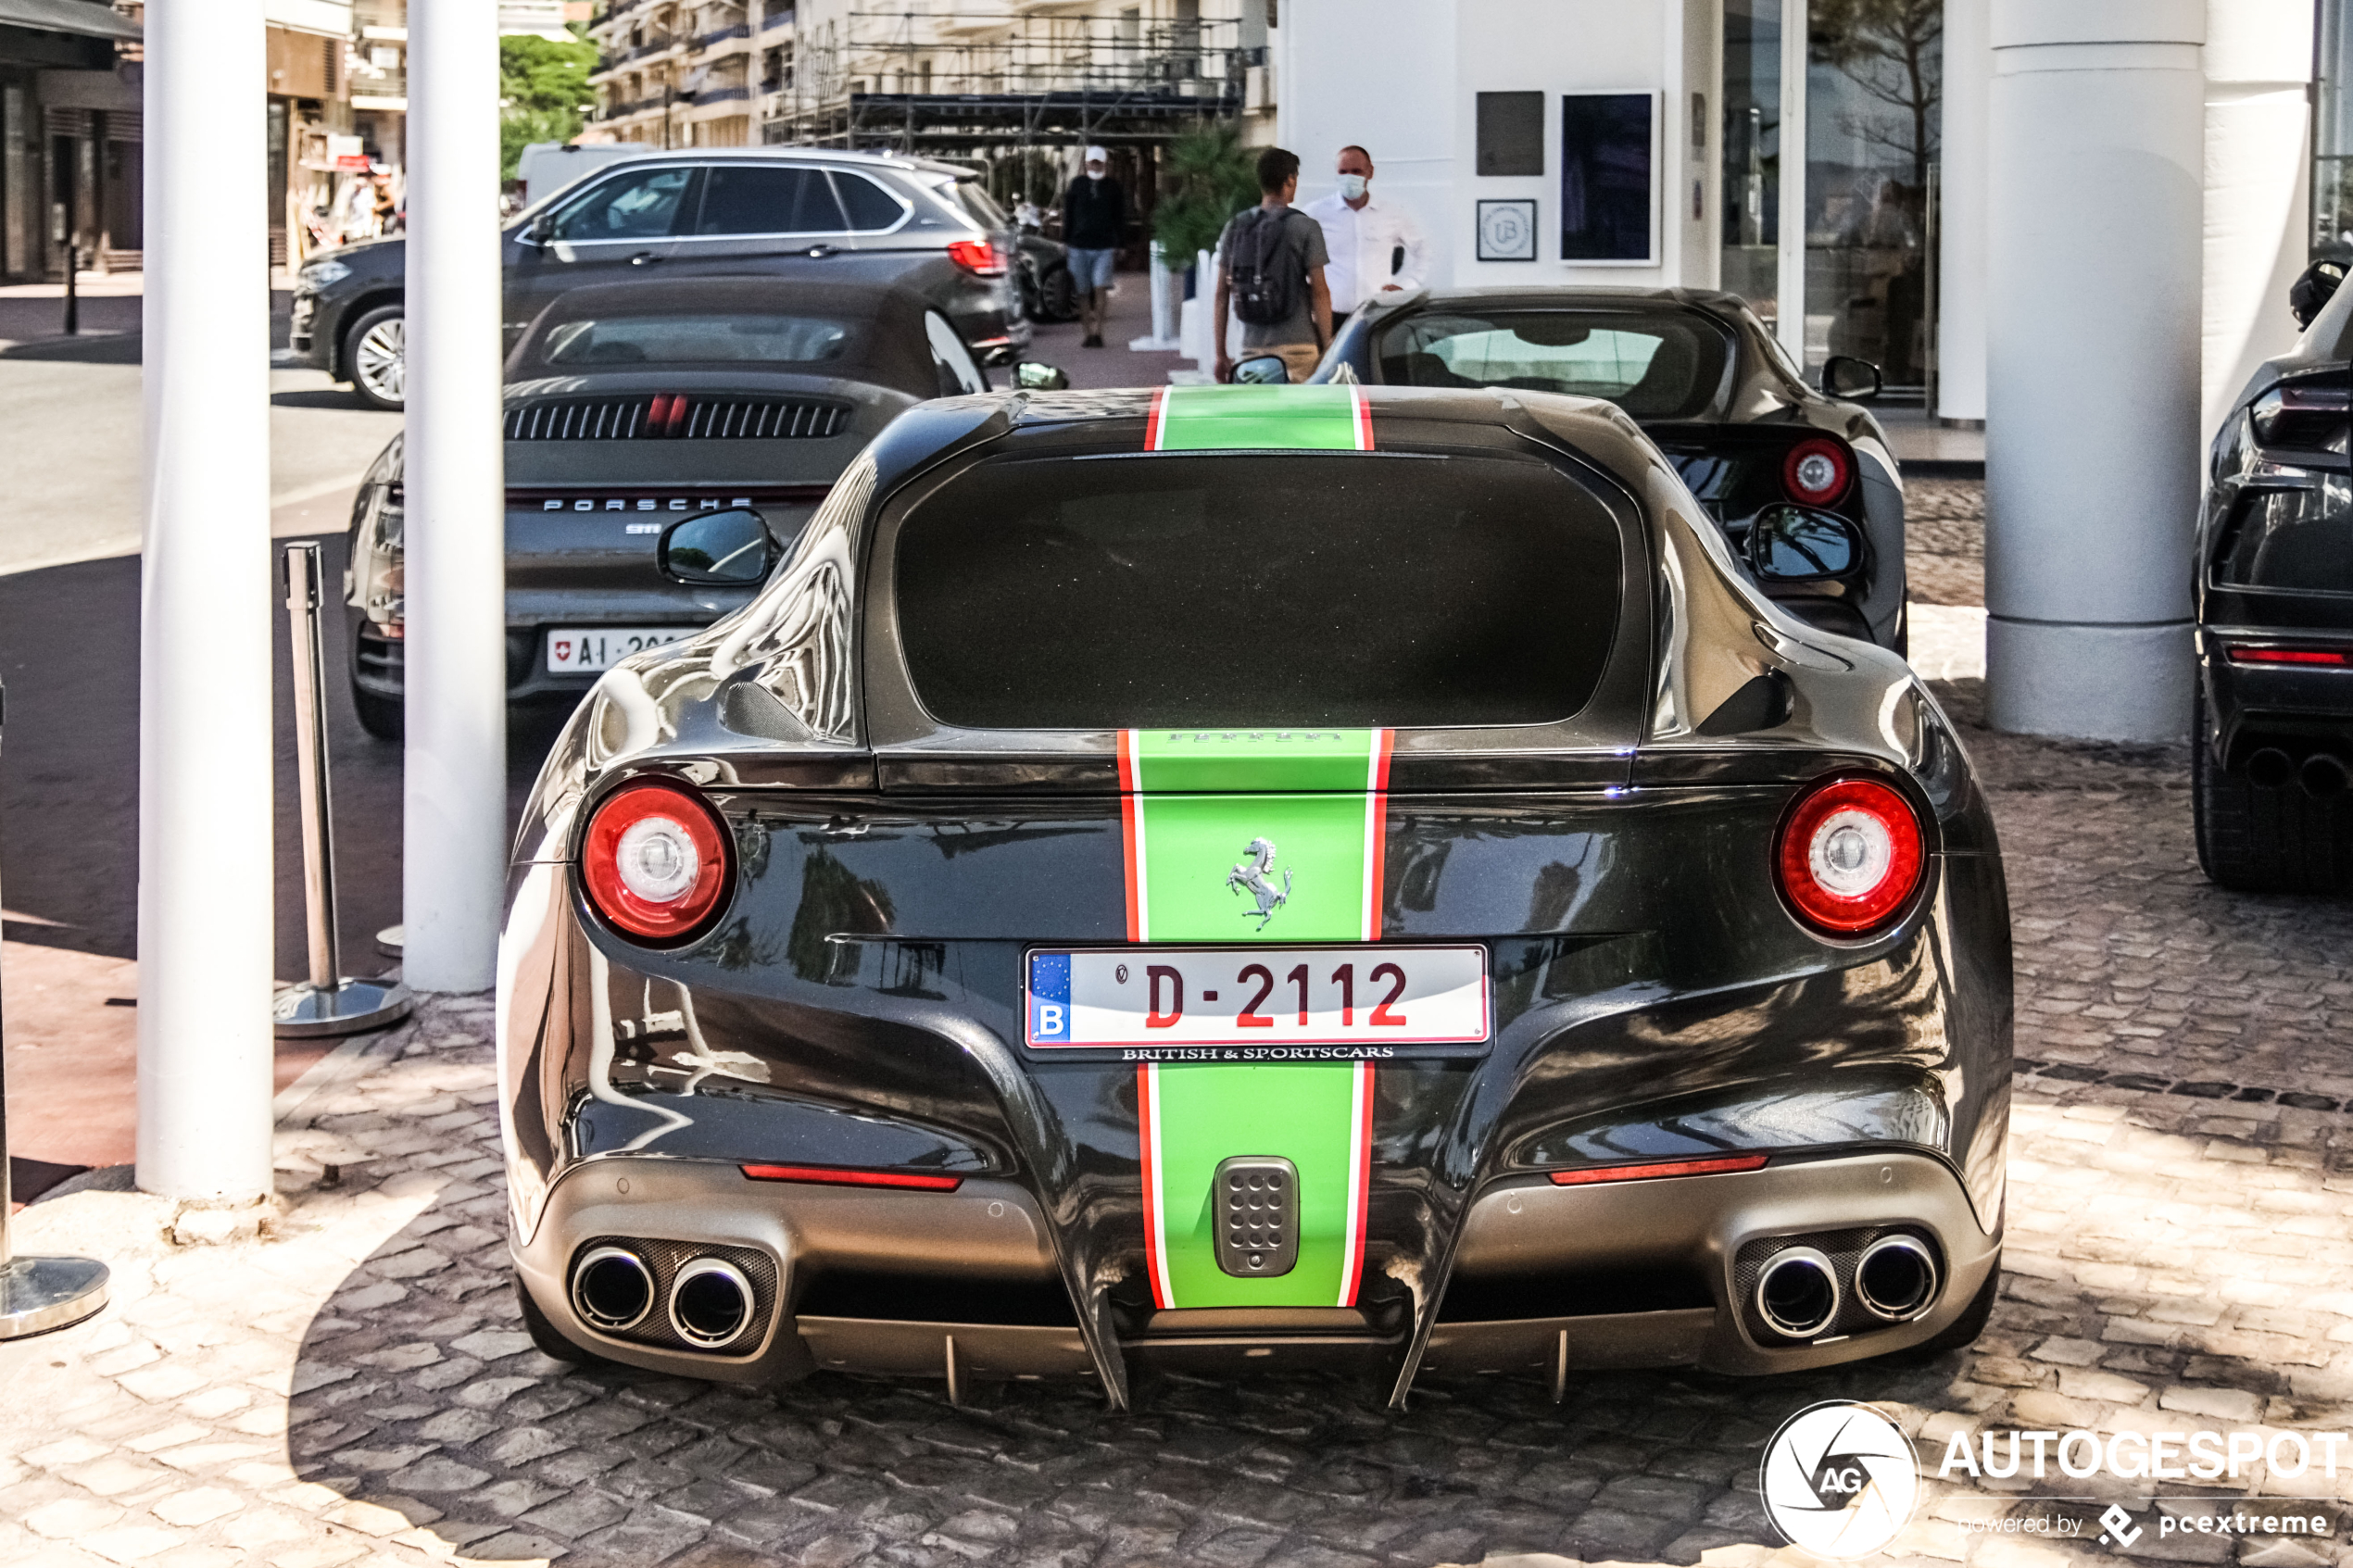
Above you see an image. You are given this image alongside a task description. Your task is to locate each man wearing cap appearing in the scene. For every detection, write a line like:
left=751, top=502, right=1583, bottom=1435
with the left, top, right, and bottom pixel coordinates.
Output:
left=1062, top=145, right=1127, bottom=348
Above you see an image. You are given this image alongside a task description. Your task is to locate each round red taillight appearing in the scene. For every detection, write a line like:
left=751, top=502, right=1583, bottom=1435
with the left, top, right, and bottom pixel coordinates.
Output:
left=1783, top=437, right=1852, bottom=506
left=1775, top=776, right=1925, bottom=935
left=581, top=782, right=733, bottom=943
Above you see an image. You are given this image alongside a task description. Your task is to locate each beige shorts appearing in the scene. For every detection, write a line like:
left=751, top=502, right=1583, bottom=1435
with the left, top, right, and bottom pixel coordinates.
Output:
left=1265, top=342, right=1326, bottom=383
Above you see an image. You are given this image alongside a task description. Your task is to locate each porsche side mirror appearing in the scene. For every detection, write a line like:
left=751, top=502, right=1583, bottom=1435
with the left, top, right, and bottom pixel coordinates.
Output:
left=527, top=210, right=558, bottom=245
left=659, top=508, right=774, bottom=584
left=2290, top=257, right=2346, bottom=329
left=1232, top=354, right=1290, bottom=384
left=1748, top=504, right=1864, bottom=583
left=1819, top=355, right=1882, bottom=401
left=1013, top=360, right=1069, bottom=391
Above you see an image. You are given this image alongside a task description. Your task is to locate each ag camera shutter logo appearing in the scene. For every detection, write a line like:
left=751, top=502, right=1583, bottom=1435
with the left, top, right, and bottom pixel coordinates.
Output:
left=1760, top=1400, right=1920, bottom=1559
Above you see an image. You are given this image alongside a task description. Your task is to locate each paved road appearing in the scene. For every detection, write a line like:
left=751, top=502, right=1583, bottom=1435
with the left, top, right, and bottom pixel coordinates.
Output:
left=6, top=705, right=2353, bottom=1568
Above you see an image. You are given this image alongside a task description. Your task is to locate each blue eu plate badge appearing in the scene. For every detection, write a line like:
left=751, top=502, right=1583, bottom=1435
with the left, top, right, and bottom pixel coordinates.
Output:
left=1027, top=951, right=1072, bottom=1043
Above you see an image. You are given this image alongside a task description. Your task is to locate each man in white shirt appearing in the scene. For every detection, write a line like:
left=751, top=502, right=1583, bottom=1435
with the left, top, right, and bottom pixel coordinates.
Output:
left=1302, top=145, right=1429, bottom=328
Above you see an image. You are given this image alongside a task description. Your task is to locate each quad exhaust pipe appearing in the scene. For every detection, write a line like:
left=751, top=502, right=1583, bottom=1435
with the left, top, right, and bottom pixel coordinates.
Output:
left=669, top=1257, right=755, bottom=1349
left=571, top=1245, right=655, bottom=1332
left=1755, top=1246, right=1841, bottom=1339
left=567, top=1246, right=757, bottom=1351
left=1855, top=1234, right=1939, bottom=1321
left=2243, top=746, right=2349, bottom=798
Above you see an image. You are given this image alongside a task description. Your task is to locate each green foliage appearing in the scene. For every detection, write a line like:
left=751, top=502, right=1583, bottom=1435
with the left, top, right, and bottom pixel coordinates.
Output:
left=1152, top=124, right=1260, bottom=263
left=499, top=33, right=599, bottom=182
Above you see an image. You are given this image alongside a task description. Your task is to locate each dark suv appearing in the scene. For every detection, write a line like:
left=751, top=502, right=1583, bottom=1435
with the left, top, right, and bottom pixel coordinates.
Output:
left=290, top=148, right=1027, bottom=410
left=2193, top=258, right=2353, bottom=891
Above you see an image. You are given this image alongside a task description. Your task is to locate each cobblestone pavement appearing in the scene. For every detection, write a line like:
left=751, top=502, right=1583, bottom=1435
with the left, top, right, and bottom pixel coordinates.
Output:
left=9, top=676, right=2353, bottom=1567
left=1908, top=480, right=1986, bottom=608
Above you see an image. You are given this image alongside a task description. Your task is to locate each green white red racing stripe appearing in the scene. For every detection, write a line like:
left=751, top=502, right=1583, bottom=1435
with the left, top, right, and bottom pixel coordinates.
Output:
left=1122, top=727, right=1392, bottom=1310
left=1142, top=383, right=1375, bottom=452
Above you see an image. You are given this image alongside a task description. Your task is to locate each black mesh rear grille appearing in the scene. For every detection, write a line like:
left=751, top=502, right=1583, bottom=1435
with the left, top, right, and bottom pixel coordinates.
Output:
left=570, top=1236, right=779, bottom=1357
left=505, top=395, right=849, bottom=441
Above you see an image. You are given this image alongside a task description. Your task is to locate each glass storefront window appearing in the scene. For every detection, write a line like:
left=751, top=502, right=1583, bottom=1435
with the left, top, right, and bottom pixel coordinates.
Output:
left=1720, top=0, right=1782, bottom=328
left=1804, top=0, right=1941, bottom=390
left=2319, top=0, right=2353, bottom=258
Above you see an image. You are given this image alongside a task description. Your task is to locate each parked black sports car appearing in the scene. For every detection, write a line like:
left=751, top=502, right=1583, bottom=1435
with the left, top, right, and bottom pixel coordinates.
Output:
left=343, top=276, right=1000, bottom=738
left=2193, top=261, right=2353, bottom=891
left=293, top=148, right=1028, bottom=411
left=1309, top=287, right=1905, bottom=653
left=496, top=383, right=2010, bottom=1407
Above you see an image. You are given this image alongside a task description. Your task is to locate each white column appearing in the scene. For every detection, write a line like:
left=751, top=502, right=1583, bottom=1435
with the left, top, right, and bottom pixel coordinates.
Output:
left=1936, top=0, right=1990, bottom=422
left=2201, top=0, right=2314, bottom=442
left=404, top=0, right=508, bottom=993
left=1776, top=0, right=1809, bottom=366
left=1985, top=0, right=2204, bottom=741
left=136, top=0, right=275, bottom=1202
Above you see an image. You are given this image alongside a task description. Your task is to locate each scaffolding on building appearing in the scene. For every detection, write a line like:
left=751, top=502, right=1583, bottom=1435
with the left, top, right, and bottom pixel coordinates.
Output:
left=760, top=8, right=1248, bottom=155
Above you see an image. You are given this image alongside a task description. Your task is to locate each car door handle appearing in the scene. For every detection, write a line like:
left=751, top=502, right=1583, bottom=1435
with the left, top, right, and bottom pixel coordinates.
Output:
left=629, top=251, right=662, bottom=266
left=802, top=245, right=838, bottom=258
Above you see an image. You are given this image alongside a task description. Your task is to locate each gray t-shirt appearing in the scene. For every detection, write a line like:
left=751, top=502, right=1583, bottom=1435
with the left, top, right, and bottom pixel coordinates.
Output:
left=1216, top=205, right=1330, bottom=348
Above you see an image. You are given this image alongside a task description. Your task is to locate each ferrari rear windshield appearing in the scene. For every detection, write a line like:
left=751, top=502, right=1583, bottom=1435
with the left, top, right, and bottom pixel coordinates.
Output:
left=893, top=451, right=1622, bottom=730
left=1375, top=308, right=1733, bottom=420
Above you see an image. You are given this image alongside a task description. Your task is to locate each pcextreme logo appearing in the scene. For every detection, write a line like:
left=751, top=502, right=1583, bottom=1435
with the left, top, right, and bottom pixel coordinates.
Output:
left=1759, top=1400, right=1921, bottom=1560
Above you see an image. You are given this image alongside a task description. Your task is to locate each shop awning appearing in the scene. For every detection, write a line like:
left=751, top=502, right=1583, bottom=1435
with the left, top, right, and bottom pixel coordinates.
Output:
left=0, top=0, right=142, bottom=43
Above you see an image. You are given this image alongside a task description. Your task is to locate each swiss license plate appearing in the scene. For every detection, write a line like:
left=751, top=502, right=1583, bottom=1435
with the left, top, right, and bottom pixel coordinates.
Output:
left=545, top=627, right=692, bottom=673
left=1024, top=945, right=1490, bottom=1060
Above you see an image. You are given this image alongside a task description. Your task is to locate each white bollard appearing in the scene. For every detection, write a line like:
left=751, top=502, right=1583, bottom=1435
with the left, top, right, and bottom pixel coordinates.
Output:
left=135, top=0, right=277, bottom=1202
left=1127, top=240, right=1184, bottom=351
left=404, top=0, right=508, bottom=992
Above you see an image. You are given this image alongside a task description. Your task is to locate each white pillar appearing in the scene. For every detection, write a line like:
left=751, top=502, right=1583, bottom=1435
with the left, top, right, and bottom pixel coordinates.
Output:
left=1936, top=0, right=1990, bottom=422
left=404, top=0, right=508, bottom=992
left=1776, top=0, right=1809, bottom=367
left=136, top=0, right=276, bottom=1202
left=2201, top=0, right=2314, bottom=442
left=1984, top=0, right=2204, bottom=742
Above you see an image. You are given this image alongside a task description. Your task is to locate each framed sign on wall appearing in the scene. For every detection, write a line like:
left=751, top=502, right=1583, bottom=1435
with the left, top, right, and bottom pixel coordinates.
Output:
left=1559, top=92, right=1658, bottom=265
left=1476, top=199, right=1538, bottom=261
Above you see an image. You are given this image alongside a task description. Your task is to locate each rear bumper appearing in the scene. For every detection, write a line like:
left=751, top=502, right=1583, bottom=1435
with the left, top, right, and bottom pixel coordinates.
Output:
left=351, top=619, right=700, bottom=707
left=512, top=1147, right=1996, bottom=1392
left=2198, top=627, right=2353, bottom=762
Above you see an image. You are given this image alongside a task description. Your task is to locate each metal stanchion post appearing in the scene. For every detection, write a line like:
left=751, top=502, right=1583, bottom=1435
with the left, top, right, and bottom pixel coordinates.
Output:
left=271, top=543, right=412, bottom=1037
left=0, top=674, right=109, bottom=1339
left=61, top=241, right=77, bottom=337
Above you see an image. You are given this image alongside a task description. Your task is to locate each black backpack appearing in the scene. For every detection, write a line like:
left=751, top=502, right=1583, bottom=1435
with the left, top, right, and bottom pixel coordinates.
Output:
left=1227, top=208, right=1302, bottom=327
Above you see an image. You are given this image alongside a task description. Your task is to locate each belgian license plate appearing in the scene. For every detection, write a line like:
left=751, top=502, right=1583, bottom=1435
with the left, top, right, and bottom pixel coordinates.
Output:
left=1024, top=945, right=1490, bottom=1060
left=545, top=627, right=692, bottom=673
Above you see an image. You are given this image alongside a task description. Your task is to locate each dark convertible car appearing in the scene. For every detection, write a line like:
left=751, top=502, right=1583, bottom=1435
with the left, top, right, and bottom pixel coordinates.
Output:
left=495, top=383, right=2011, bottom=1407
left=1309, top=287, right=1906, bottom=653
left=344, top=276, right=994, bottom=738
left=2194, top=263, right=2353, bottom=892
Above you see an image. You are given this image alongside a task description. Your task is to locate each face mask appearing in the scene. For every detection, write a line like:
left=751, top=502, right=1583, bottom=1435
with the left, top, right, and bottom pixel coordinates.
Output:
left=1337, top=173, right=1368, bottom=201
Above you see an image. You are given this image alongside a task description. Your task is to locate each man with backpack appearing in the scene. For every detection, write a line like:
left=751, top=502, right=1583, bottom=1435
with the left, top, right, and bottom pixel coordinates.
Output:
left=1213, top=147, right=1333, bottom=383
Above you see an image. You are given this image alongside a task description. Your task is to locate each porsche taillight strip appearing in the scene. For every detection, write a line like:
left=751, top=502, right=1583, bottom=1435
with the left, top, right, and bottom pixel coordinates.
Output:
left=2227, top=646, right=2353, bottom=667
left=1143, top=383, right=1374, bottom=452
left=739, top=1163, right=963, bottom=1191
left=504, top=395, right=847, bottom=442
left=1547, top=1154, right=1770, bottom=1186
